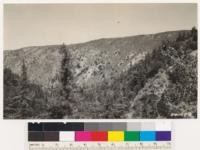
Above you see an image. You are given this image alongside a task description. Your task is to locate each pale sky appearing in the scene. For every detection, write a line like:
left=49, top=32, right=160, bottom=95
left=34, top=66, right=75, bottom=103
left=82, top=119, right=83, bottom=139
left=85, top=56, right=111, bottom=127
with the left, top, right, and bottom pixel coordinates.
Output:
left=4, top=3, right=197, bottom=50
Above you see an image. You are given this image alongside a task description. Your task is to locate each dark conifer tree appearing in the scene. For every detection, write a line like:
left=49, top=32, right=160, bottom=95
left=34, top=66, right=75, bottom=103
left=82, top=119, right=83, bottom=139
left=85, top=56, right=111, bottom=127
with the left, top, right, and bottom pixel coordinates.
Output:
left=191, top=26, right=197, bottom=41
left=60, top=43, right=72, bottom=101
left=49, top=43, right=73, bottom=118
left=19, top=60, right=31, bottom=118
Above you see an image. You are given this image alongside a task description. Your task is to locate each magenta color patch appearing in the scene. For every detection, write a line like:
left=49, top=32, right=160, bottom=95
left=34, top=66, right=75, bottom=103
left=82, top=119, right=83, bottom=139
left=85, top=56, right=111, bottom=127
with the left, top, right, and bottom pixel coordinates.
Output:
left=75, top=131, right=92, bottom=141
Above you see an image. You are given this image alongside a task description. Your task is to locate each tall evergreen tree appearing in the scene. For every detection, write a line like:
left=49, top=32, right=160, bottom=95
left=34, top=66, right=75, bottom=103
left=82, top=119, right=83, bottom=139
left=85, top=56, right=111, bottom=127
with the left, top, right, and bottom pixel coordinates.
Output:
left=49, top=44, right=73, bottom=118
left=20, top=59, right=28, bottom=99
left=19, top=59, right=31, bottom=118
left=191, top=26, right=197, bottom=41
left=60, top=43, right=72, bottom=101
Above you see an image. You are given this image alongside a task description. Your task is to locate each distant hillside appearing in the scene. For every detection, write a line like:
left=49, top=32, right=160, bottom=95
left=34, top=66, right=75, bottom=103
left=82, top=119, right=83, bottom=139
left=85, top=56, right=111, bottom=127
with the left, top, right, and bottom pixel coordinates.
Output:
left=4, top=30, right=187, bottom=88
left=4, top=29, right=197, bottom=119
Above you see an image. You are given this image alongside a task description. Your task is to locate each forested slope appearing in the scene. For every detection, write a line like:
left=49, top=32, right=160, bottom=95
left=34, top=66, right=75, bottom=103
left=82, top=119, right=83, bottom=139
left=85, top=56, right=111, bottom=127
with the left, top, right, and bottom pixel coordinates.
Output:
left=4, top=28, right=197, bottom=119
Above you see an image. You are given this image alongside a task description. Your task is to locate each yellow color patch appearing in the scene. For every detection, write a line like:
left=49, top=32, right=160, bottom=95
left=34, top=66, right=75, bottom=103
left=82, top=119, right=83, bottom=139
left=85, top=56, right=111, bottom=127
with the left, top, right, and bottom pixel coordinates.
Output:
left=108, top=131, right=124, bottom=141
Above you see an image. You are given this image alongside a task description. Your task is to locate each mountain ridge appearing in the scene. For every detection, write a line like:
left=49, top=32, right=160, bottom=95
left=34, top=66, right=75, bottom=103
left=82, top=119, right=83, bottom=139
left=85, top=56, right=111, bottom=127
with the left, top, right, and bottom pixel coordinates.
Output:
left=4, top=29, right=188, bottom=51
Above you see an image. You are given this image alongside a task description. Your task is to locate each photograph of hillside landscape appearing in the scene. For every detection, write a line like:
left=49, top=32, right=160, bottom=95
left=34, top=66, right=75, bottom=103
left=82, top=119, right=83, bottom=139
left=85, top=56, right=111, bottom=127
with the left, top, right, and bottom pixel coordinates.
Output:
left=3, top=4, right=197, bottom=119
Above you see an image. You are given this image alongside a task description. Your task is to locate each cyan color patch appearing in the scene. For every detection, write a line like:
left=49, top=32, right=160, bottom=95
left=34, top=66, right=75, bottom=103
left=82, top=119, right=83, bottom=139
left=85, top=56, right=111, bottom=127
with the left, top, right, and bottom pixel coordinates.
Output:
left=140, top=131, right=156, bottom=141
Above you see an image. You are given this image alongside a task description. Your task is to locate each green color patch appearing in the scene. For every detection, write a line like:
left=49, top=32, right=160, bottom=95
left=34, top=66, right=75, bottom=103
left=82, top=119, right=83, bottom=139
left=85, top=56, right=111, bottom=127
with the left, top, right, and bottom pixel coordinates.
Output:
left=124, top=131, right=140, bottom=141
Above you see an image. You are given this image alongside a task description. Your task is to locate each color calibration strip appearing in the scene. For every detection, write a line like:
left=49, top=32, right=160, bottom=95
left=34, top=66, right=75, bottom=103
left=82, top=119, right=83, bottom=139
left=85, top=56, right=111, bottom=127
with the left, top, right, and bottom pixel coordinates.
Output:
left=28, top=122, right=171, bottom=142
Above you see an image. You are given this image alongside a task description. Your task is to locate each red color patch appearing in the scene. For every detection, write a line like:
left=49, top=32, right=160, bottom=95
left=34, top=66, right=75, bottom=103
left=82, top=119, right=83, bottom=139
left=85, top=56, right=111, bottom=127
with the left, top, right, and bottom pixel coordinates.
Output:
left=91, top=131, right=108, bottom=141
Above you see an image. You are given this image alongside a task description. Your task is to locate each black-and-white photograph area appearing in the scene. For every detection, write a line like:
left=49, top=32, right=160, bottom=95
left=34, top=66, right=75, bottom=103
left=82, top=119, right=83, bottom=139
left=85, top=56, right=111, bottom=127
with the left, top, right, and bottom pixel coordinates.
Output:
left=3, top=4, right=197, bottom=119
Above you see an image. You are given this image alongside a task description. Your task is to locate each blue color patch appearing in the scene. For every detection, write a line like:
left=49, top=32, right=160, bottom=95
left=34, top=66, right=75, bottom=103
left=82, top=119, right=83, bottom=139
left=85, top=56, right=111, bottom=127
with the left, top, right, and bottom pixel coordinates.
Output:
left=140, top=131, right=156, bottom=141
